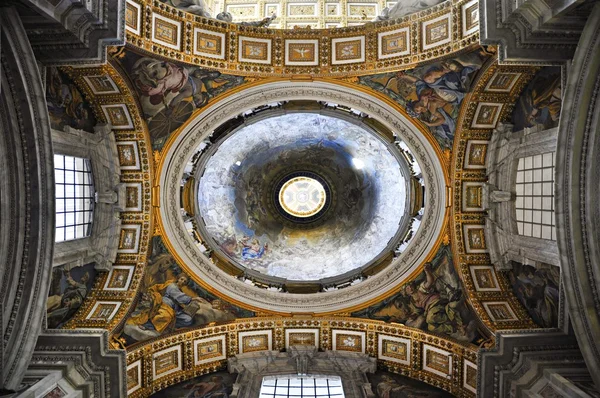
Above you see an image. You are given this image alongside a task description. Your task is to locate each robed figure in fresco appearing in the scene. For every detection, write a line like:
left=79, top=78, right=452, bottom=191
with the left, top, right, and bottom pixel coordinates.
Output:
left=128, top=274, right=209, bottom=333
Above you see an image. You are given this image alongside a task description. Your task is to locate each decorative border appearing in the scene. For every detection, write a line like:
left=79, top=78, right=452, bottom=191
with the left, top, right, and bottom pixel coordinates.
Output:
left=378, top=334, right=411, bottom=366
left=193, top=28, right=226, bottom=60
left=238, top=36, right=272, bottom=64
left=121, top=0, right=480, bottom=77
left=422, top=344, right=453, bottom=379
left=378, top=27, right=411, bottom=60
left=126, top=318, right=479, bottom=397
left=54, top=63, right=153, bottom=333
left=194, top=335, right=227, bottom=365
left=332, top=329, right=366, bottom=353
left=152, top=345, right=182, bottom=379
left=238, top=329, right=273, bottom=353
left=151, top=13, right=182, bottom=50
left=331, top=36, right=365, bottom=65
left=450, top=58, right=541, bottom=332
left=285, top=39, right=319, bottom=66
left=284, top=328, right=320, bottom=349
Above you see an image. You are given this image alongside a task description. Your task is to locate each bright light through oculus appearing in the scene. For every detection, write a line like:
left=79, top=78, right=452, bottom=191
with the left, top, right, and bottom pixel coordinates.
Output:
left=279, top=176, right=327, bottom=218
left=352, top=158, right=365, bottom=169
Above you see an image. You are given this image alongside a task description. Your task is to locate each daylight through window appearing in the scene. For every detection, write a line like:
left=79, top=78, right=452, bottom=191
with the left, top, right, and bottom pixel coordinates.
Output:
left=515, top=152, right=555, bottom=240
left=259, top=376, right=345, bottom=398
left=54, top=154, right=95, bottom=242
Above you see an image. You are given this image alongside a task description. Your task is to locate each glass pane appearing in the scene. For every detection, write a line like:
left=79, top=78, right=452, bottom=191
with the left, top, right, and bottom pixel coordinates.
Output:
left=260, top=377, right=345, bottom=398
left=54, top=155, right=94, bottom=242
left=64, top=156, right=75, bottom=169
left=75, top=157, right=84, bottom=169
left=55, top=170, right=64, bottom=183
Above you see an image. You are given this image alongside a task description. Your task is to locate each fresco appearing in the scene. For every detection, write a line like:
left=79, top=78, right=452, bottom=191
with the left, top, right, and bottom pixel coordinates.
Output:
left=352, top=245, right=483, bottom=343
left=506, top=262, right=560, bottom=328
left=359, top=49, right=490, bottom=150
left=46, top=263, right=97, bottom=328
left=121, top=236, right=254, bottom=345
left=368, top=370, right=453, bottom=398
left=115, top=49, right=246, bottom=150
left=46, top=66, right=97, bottom=133
left=197, top=113, right=407, bottom=281
left=151, top=371, right=236, bottom=398
left=512, top=66, right=562, bottom=132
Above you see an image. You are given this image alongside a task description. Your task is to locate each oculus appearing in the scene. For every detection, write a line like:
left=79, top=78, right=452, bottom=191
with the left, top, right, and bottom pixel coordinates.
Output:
left=276, top=172, right=331, bottom=222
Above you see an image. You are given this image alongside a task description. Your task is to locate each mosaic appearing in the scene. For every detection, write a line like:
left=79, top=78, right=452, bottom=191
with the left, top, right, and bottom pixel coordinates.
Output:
left=115, top=48, right=245, bottom=150
left=46, top=67, right=97, bottom=133
left=119, top=236, right=254, bottom=346
left=352, top=245, right=485, bottom=343
left=360, top=48, right=489, bottom=150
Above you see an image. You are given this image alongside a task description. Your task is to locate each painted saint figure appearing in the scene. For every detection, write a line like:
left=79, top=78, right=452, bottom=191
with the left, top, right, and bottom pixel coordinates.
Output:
left=47, top=271, right=91, bottom=328
left=129, top=274, right=209, bottom=333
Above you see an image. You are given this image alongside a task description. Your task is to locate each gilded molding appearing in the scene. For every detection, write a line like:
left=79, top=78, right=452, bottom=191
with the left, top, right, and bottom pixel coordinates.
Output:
left=125, top=317, right=480, bottom=397
left=450, top=57, right=541, bottom=332
left=122, top=0, right=481, bottom=77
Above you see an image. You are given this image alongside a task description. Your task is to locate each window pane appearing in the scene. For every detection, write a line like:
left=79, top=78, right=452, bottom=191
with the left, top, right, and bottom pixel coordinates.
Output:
left=54, top=154, right=94, bottom=242
left=260, top=376, right=344, bottom=398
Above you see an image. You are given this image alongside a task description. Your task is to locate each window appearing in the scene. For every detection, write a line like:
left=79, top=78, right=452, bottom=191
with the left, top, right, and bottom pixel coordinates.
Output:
left=259, top=376, right=345, bottom=398
left=54, top=154, right=94, bottom=242
left=515, top=152, right=555, bottom=240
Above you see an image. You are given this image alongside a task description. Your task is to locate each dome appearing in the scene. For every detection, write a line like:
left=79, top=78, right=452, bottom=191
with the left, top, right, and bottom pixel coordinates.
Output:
left=195, top=113, right=410, bottom=281
left=158, top=81, right=447, bottom=313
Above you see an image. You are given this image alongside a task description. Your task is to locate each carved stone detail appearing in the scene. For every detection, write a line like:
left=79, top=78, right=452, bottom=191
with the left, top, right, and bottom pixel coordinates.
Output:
left=0, top=8, right=55, bottom=391
left=228, top=347, right=377, bottom=398
left=554, top=3, right=600, bottom=390
left=52, top=124, right=123, bottom=271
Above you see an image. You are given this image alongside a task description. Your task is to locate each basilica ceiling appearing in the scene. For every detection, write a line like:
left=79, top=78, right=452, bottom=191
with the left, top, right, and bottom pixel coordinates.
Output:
left=43, top=0, right=566, bottom=395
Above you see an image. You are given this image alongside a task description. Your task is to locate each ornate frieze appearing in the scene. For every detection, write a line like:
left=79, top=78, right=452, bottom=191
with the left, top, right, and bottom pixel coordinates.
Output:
left=122, top=0, right=480, bottom=77
left=125, top=317, right=479, bottom=397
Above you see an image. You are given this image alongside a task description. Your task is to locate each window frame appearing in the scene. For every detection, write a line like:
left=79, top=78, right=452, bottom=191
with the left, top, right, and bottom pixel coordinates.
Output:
left=54, top=154, right=95, bottom=243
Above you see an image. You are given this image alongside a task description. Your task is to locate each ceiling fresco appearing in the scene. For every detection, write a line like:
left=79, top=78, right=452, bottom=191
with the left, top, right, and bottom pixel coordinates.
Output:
left=113, top=47, right=247, bottom=150
left=352, top=244, right=486, bottom=344
left=511, top=66, right=562, bottom=132
left=358, top=48, right=491, bottom=150
left=367, top=369, right=454, bottom=398
left=42, top=17, right=557, bottom=393
left=505, top=262, right=560, bottom=328
left=196, top=113, right=408, bottom=281
left=46, top=66, right=97, bottom=133
left=46, top=262, right=97, bottom=329
left=119, top=236, right=255, bottom=346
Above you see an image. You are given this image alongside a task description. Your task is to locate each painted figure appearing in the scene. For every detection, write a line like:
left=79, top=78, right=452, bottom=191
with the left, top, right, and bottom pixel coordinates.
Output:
left=240, top=236, right=268, bottom=260
left=184, top=375, right=230, bottom=398
left=508, top=263, right=560, bottom=328
left=403, top=263, right=464, bottom=335
left=130, top=274, right=209, bottom=333
left=47, top=270, right=92, bottom=328
left=352, top=245, right=481, bottom=343
left=512, top=67, right=562, bottom=131
left=46, top=67, right=96, bottom=132
left=359, top=52, right=485, bottom=149
left=132, top=58, right=220, bottom=109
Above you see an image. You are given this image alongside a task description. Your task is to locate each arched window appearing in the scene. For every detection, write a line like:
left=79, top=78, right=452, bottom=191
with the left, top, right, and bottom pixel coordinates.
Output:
left=259, top=375, right=345, bottom=398
left=54, top=154, right=94, bottom=242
